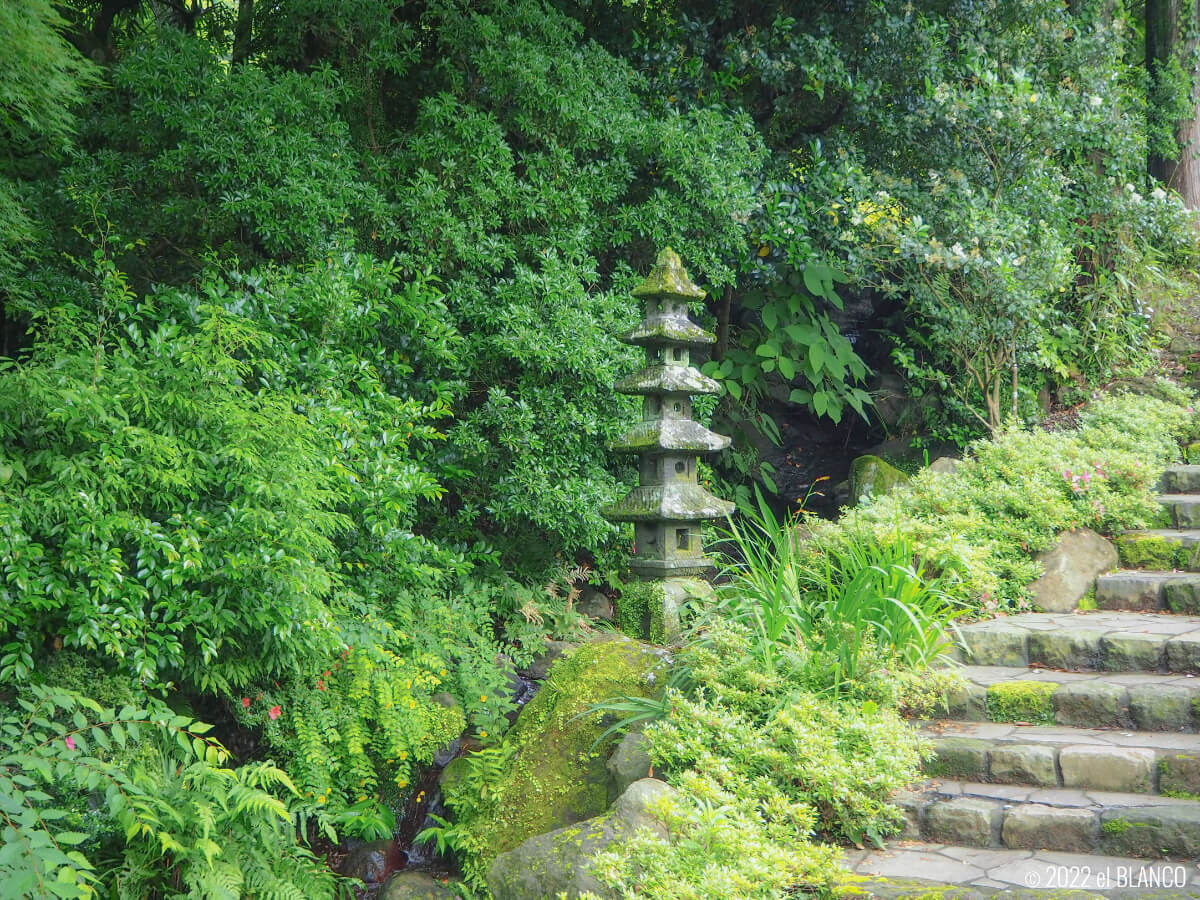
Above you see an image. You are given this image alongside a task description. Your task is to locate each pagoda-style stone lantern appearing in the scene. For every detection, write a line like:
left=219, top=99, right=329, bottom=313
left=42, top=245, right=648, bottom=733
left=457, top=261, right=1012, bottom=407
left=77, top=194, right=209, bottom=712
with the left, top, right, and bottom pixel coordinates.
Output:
left=603, top=248, right=733, bottom=636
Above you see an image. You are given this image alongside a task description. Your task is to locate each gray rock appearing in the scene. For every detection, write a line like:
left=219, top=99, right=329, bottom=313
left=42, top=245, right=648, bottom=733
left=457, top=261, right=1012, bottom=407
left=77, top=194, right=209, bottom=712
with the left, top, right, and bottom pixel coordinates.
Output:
left=525, top=640, right=576, bottom=680
left=378, top=871, right=462, bottom=900
left=988, top=745, right=1058, bottom=787
left=1166, top=580, right=1200, bottom=614
left=1099, top=806, right=1200, bottom=858
left=893, top=791, right=925, bottom=840
left=1159, top=754, right=1200, bottom=796
left=1051, top=681, right=1127, bottom=728
left=924, top=798, right=996, bottom=847
left=927, top=737, right=989, bottom=780
left=1129, top=684, right=1196, bottom=731
left=607, top=731, right=653, bottom=801
left=339, top=839, right=402, bottom=885
left=487, top=779, right=675, bottom=900
left=1102, top=633, right=1166, bottom=672
left=577, top=587, right=614, bottom=622
left=928, top=456, right=961, bottom=475
left=944, top=683, right=988, bottom=721
left=1059, top=746, right=1154, bottom=793
left=963, top=625, right=1029, bottom=667
left=1027, top=528, right=1118, bottom=613
left=1027, top=629, right=1104, bottom=670
left=1096, top=573, right=1167, bottom=611
left=1166, top=634, right=1200, bottom=673
left=1001, top=805, right=1096, bottom=853
left=849, top=455, right=909, bottom=505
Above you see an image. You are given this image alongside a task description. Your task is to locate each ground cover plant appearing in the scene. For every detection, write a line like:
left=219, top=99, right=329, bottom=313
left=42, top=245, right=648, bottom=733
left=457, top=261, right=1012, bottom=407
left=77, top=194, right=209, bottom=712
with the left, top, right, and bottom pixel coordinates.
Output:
left=811, top=387, right=1199, bottom=612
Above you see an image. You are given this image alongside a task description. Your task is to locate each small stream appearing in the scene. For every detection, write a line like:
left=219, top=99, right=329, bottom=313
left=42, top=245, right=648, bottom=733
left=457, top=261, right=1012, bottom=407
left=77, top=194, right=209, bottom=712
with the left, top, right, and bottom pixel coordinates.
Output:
left=340, top=668, right=541, bottom=896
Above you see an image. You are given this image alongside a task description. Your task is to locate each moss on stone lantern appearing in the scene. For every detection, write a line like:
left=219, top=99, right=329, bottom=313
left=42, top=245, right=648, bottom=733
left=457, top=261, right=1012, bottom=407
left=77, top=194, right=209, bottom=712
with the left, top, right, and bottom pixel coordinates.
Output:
left=603, top=248, right=733, bottom=635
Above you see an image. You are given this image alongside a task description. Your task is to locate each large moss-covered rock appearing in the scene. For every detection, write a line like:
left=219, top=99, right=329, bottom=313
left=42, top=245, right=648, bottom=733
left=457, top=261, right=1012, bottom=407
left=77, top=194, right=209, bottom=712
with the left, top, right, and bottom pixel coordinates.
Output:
left=849, top=455, right=909, bottom=504
left=486, top=779, right=676, bottom=900
left=445, top=636, right=670, bottom=869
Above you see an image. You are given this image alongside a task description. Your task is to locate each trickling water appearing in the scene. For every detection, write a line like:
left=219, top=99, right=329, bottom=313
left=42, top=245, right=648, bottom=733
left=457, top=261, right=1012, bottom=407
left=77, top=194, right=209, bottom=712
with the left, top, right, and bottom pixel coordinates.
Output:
left=346, top=669, right=543, bottom=896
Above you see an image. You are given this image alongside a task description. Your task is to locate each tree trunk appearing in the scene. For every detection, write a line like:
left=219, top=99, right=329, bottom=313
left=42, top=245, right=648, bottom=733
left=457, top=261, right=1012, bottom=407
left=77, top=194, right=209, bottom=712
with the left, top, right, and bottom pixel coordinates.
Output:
left=232, top=0, right=254, bottom=65
left=1148, top=0, right=1200, bottom=207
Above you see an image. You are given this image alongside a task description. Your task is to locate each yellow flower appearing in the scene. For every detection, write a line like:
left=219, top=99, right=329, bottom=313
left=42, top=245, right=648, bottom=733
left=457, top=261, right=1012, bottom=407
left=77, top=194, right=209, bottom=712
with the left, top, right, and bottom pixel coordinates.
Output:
left=480, top=729, right=488, bottom=738
left=479, top=695, right=488, bottom=703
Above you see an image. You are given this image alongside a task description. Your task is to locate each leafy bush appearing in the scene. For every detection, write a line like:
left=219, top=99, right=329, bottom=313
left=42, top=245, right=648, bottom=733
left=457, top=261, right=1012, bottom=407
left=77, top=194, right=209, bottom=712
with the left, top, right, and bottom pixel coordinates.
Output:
left=1, top=685, right=342, bottom=899
left=813, top=388, right=1197, bottom=610
left=711, top=489, right=964, bottom=696
left=578, top=621, right=924, bottom=896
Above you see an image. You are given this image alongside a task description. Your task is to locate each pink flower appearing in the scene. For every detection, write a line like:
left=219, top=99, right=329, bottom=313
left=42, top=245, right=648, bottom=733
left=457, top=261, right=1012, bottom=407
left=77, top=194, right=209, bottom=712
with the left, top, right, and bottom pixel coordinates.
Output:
left=64, top=735, right=76, bottom=751
left=242, top=697, right=251, bottom=709
left=268, top=705, right=281, bottom=720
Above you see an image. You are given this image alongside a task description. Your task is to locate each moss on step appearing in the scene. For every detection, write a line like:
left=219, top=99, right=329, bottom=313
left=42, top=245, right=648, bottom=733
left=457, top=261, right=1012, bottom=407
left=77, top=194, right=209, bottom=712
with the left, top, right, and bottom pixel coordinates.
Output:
left=986, top=681, right=1058, bottom=725
left=1116, top=533, right=1188, bottom=570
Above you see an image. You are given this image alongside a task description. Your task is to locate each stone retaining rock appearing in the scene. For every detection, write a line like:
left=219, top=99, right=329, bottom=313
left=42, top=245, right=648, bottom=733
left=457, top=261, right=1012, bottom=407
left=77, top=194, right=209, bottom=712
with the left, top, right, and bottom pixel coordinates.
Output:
left=1059, top=746, right=1154, bottom=793
left=925, top=798, right=995, bottom=847
left=486, top=779, right=676, bottom=900
left=1028, top=529, right=1117, bottom=613
left=1001, top=805, right=1095, bottom=853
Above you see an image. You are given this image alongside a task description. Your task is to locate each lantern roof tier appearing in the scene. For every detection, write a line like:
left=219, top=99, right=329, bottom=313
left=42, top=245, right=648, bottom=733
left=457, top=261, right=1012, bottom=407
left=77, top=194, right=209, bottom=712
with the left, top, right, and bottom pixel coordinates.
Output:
left=610, top=418, right=731, bottom=454
left=619, top=314, right=715, bottom=347
left=602, top=483, right=735, bottom=522
left=615, top=365, right=720, bottom=396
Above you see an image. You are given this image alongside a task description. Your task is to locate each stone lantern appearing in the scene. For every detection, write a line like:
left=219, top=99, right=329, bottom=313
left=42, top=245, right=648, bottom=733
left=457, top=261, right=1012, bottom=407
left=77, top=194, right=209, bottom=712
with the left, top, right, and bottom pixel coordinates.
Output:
left=603, top=248, right=733, bottom=634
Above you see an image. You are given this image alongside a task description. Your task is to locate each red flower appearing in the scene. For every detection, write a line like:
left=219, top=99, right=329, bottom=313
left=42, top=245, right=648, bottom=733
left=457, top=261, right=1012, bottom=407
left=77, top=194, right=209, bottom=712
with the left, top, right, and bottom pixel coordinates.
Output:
left=242, top=697, right=251, bottom=709
left=316, top=680, right=326, bottom=691
left=268, top=705, right=282, bottom=720
left=64, top=735, right=76, bottom=751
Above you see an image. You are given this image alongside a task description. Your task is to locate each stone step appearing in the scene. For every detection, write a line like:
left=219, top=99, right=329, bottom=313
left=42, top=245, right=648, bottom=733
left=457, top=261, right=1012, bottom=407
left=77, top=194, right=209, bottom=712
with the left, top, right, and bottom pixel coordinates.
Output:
left=1115, top=529, right=1200, bottom=571
left=1096, top=570, right=1200, bottom=613
left=1159, top=494, right=1200, bottom=528
left=841, top=843, right=1200, bottom=897
left=921, top=722, right=1200, bottom=796
left=940, top=665, right=1200, bottom=732
left=1161, top=465, right=1200, bottom=494
left=896, top=780, right=1200, bottom=860
left=953, top=611, right=1200, bottom=673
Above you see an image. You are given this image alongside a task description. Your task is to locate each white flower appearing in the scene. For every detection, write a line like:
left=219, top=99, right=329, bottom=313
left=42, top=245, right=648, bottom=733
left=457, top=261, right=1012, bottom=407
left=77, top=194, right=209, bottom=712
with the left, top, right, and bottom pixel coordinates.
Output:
left=1089, top=95, right=1103, bottom=107
left=1152, top=187, right=1167, bottom=201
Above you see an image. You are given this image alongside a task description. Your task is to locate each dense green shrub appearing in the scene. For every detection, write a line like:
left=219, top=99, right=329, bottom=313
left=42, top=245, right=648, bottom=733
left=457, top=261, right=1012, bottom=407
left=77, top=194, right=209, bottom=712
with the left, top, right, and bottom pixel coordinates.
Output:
left=1, top=685, right=343, bottom=899
left=580, top=621, right=923, bottom=897
left=813, top=388, right=1197, bottom=610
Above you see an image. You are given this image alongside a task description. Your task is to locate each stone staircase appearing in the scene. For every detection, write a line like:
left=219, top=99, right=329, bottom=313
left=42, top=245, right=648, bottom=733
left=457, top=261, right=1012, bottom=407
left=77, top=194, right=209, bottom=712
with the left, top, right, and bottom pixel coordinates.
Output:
left=841, top=464, right=1200, bottom=898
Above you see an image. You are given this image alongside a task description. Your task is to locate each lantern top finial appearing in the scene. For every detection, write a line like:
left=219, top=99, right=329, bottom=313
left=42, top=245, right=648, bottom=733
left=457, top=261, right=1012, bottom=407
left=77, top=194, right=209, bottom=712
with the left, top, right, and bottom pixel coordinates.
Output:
left=632, top=247, right=706, bottom=300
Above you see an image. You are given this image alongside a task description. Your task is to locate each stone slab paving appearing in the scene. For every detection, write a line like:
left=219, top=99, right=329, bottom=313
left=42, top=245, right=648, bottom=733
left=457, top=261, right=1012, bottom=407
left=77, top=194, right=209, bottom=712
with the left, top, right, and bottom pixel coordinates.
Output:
left=897, top=780, right=1200, bottom=858
left=1095, top=570, right=1200, bottom=613
left=841, top=842, right=1200, bottom=897
left=953, top=611, right=1200, bottom=672
left=919, top=721, right=1200, bottom=794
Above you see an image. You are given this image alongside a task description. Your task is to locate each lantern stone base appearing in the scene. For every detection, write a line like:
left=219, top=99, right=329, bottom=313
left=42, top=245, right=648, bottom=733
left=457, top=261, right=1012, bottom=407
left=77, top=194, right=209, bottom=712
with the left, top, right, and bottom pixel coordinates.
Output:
left=658, top=576, right=716, bottom=640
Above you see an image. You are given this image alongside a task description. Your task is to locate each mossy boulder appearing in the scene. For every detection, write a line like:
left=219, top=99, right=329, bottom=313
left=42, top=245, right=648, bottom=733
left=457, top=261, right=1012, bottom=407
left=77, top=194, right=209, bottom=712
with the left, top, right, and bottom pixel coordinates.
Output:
left=445, top=636, right=670, bottom=869
left=487, top=779, right=676, bottom=900
left=849, top=455, right=909, bottom=505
